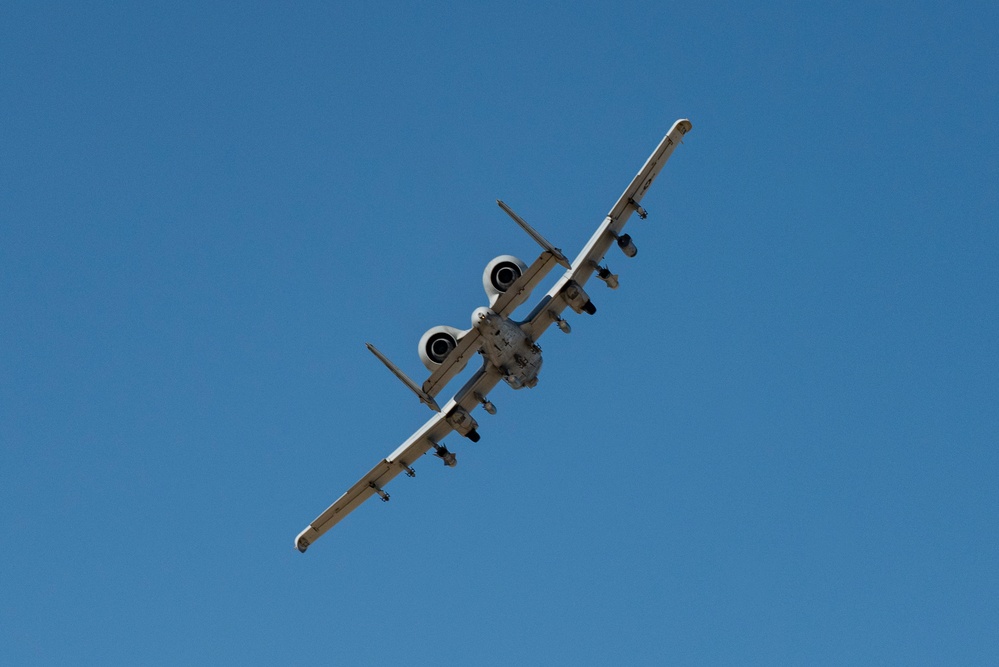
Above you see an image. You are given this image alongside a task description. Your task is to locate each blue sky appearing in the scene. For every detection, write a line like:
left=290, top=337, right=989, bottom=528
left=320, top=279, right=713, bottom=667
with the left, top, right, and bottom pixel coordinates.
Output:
left=2, top=1, right=997, bottom=664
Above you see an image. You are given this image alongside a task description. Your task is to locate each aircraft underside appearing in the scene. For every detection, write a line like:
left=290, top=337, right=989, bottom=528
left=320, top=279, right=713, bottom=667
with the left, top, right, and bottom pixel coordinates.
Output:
left=295, top=118, right=693, bottom=552
left=472, top=306, right=543, bottom=390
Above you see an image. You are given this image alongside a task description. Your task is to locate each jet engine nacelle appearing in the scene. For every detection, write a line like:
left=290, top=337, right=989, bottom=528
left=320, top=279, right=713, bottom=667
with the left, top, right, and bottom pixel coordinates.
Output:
left=483, top=255, right=529, bottom=308
left=418, top=325, right=467, bottom=371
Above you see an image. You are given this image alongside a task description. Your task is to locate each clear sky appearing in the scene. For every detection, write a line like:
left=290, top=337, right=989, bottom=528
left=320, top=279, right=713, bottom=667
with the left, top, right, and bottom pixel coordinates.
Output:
left=2, top=2, right=997, bottom=664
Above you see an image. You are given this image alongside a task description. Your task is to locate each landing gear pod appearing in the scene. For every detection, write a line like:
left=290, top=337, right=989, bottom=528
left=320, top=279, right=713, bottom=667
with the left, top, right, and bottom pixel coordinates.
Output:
left=563, top=280, right=596, bottom=315
left=446, top=405, right=480, bottom=440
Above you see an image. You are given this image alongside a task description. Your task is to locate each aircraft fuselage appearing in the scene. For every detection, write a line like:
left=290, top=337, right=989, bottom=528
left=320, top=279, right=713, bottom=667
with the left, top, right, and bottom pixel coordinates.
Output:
left=472, top=307, right=542, bottom=390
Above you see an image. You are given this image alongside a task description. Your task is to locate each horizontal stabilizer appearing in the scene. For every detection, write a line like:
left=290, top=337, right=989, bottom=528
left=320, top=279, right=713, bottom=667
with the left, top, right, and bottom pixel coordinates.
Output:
left=497, top=200, right=572, bottom=270
left=367, top=343, right=441, bottom=412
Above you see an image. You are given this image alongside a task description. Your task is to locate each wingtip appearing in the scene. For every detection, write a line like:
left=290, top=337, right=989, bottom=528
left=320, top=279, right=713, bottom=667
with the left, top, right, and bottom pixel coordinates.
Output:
left=295, top=530, right=312, bottom=553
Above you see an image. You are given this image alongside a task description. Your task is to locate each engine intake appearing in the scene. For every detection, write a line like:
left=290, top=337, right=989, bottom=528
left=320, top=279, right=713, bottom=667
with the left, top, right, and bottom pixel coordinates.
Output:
left=483, top=255, right=528, bottom=307
left=418, top=325, right=466, bottom=371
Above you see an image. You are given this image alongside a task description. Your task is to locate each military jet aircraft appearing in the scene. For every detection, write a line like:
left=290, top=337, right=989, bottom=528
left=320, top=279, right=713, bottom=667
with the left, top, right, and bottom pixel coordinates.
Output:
left=295, top=119, right=693, bottom=553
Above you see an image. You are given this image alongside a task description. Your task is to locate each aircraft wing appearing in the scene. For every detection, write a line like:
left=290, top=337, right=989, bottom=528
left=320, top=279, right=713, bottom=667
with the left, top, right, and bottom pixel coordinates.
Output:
left=521, top=118, right=692, bottom=341
left=420, top=249, right=562, bottom=398
left=296, top=365, right=504, bottom=552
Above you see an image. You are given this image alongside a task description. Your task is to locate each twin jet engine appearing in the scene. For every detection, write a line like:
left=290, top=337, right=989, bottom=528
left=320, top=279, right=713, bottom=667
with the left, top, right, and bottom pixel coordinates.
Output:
left=418, top=254, right=530, bottom=373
